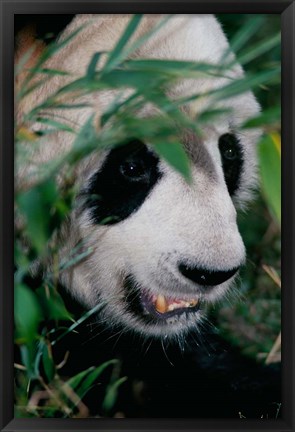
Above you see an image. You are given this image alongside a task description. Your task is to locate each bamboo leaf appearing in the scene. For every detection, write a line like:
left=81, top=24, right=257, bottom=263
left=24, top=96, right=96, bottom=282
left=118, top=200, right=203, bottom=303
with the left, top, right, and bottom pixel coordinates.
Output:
left=213, top=68, right=280, bottom=102
left=221, top=16, right=265, bottom=62
left=103, top=15, right=143, bottom=72
left=64, top=360, right=118, bottom=400
left=15, top=284, right=42, bottom=343
left=21, top=23, right=87, bottom=92
left=35, top=117, right=76, bottom=133
left=33, top=68, right=71, bottom=77
left=197, top=107, right=232, bottom=123
left=235, top=33, right=281, bottom=67
left=102, top=376, right=127, bottom=413
left=86, top=52, right=104, bottom=79
left=42, top=342, right=56, bottom=382
left=51, top=301, right=106, bottom=346
left=153, top=141, right=192, bottom=183
left=258, top=134, right=281, bottom=225
left=17, top=179, right=59, bottom=254
left=242, top=106, right=281, bottom=129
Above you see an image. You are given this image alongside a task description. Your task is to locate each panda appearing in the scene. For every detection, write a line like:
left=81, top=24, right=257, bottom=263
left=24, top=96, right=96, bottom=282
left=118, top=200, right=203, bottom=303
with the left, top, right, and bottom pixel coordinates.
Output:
left=15, top=14, right=280, bottom=418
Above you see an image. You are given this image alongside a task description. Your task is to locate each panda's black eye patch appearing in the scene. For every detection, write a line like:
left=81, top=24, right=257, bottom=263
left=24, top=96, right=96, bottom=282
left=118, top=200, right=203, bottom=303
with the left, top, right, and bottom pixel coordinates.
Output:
left=218, top=133, right=243, bottom=196
left=84, top=140, right=162, bottom=225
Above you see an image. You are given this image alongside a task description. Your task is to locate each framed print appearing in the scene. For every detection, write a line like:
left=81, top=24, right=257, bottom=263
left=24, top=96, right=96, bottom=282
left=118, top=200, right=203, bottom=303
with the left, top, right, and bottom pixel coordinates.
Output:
left=0, top=0, right=294, bottom=431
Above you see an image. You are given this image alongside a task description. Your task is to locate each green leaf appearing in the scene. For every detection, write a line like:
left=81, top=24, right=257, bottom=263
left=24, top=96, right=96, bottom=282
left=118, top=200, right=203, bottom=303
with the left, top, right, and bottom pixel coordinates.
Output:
left=197, top=107, right=232, bottom=123
left=258, top=134, right=281, bottom=225
left=59, top=247, right=94, bottom=272
left=103, top=15, right=143, bottom=72
left=36, top=285, right=73, bottom=321
left=124, top=58, right=229, bottom=80
left=153, top=141, right=192, bottom=183
left=235, top=33, right=281, bottom=67
left=101, top=69, right=166, bottom=91
left=17, top=179, right=58, bottom=254
left=15, top=284, right=41, bottom=343
left=34, top=68, right=71, bottom=77
left=116, top=15, right=172, bottom=68
left=17, top=78, right=49, bottom=100
left=220, top=16, right=265, bottom=62
left=101, top=91, right=140, bottom=127
left=64, top=360, right=118, bottom=400
left=35, top=117, right=76, bottom=133
left=86, top=52, right=104, bottom=79
left=42, top=342, right=56, bottom=382
left=33, top=24, right=86, bottom=75
left=103, top=15, right=172, bottom=74
left=102, top=376, right=127, bottom=413
left=242, top=106, right=281, bottom=129
left=20, top=345, right=35, bottom=377
left=213, top=67, right=280, bottom=102
left=51, top=301, right=106, bottom=345
left=67, top=114, right=99, bottom=164
left=20, top=22, right=87, bottom=93
left=15, top=284, right=42, bottom=376
left=14, top=45, right=37, bottom=76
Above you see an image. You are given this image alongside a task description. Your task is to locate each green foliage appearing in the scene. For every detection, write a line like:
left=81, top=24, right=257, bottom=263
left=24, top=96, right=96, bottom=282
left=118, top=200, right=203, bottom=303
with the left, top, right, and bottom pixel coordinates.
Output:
left=259, top=134, right=281, bottom=225
left=17, top=180, right=59, bottom=255
left=14, top=14, right=281, bottom=417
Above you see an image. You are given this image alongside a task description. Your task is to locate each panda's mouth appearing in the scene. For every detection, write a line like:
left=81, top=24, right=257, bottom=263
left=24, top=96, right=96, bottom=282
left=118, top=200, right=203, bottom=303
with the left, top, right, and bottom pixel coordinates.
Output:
left=142, top=290, right=199, bottom=317
left=124, top=276, right=200, bottom=323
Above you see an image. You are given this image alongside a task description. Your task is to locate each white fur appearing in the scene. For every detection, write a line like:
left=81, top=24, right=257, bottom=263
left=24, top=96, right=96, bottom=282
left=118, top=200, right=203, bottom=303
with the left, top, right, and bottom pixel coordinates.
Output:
left=16, top=15, right=261, bottom=338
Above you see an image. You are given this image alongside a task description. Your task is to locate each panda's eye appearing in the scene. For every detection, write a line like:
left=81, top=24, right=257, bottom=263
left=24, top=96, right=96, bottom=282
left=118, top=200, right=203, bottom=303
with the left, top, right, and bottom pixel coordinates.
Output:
left=220, top=144, right=237, bottom=161
left=119, top=160, right=147, bottom=181
left=219, top=133, right=238, bottom=161
left=218, top=133, right=243, bottom=196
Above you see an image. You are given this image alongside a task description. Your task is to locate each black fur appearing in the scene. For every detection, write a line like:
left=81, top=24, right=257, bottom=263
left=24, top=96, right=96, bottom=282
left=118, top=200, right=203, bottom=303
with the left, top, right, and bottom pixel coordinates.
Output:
left=84, top=140, right=162, bottom=225
left=219, top=133, right=243, bottom=195
left=50, top=293, right=281, bottom=419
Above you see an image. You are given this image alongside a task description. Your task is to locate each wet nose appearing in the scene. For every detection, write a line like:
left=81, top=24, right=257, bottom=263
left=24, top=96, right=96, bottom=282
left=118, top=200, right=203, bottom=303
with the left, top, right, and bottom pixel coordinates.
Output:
left=178, top=263, right=239, bottom=286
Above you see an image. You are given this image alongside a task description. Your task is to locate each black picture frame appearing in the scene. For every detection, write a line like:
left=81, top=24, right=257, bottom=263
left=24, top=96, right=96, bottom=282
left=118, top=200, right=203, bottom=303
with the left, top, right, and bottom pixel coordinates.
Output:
left=1, top=1, right=294, bottom=431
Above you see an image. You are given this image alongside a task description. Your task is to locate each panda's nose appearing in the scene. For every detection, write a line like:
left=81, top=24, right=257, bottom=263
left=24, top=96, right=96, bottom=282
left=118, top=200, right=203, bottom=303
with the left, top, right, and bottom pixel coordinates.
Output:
left=178, top=263, right=239, bottom=286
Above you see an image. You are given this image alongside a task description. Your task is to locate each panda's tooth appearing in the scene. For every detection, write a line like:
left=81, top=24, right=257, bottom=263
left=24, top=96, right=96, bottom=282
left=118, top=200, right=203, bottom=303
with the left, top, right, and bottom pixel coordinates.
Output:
left=155, top=294, right=168, bottom=313
left=189, top=299, right=199, bottom=307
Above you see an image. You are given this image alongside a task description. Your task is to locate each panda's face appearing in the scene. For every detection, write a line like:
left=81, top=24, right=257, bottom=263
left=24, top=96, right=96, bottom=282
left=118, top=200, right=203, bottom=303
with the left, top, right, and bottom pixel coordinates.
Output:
left=26, top=14, right=261, bottom=339
left=60, top=113, right=259, bottom=339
